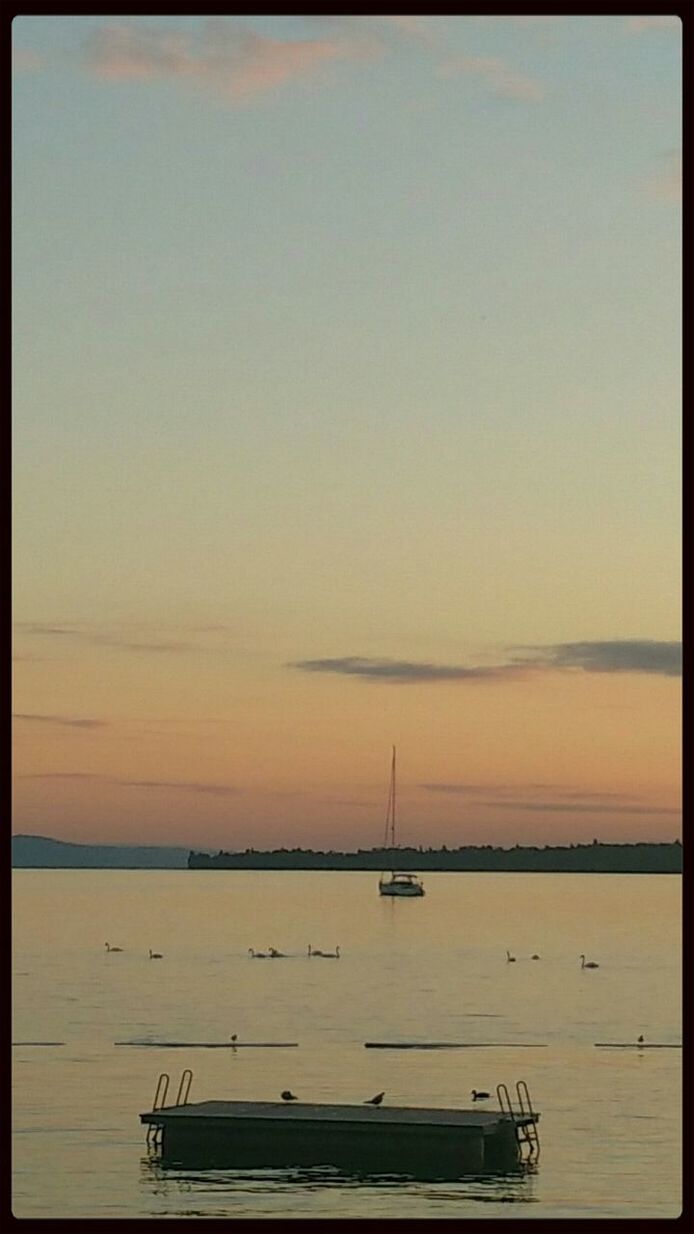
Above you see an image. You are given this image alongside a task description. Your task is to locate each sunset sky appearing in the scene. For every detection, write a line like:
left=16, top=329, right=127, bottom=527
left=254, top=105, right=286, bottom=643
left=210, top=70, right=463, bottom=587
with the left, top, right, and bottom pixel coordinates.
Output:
left=12, top=15, right=681, bottom=850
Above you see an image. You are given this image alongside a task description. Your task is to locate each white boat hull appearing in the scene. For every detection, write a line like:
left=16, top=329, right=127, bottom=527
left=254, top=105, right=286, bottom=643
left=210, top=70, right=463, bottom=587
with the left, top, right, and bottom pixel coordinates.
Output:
left=379, top=880, right=425, bottom=897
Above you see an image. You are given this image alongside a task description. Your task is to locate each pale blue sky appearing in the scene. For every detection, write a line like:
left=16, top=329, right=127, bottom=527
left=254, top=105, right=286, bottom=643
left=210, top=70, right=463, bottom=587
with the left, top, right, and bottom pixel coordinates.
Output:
left=12, top=16, right=681, bottom=846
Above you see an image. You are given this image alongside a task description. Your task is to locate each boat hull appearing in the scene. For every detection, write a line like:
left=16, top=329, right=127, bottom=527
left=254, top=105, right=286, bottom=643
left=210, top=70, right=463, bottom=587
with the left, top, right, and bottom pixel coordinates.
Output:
left=379, top=882, right=425, bottom=897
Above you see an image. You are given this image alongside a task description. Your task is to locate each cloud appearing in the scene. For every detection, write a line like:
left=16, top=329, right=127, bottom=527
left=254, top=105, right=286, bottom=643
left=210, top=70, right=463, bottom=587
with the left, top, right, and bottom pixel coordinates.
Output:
left=83, top=18, right=379, bottom=102
left=626, top=16, right=681, bottom=34
left=487, top=801, right=681, bottom=816
left=511, top=640, right=682, bottom=677
left=20, top=771, right=238, bottom=795
left=16, top=622, right=194, bottom=654
left=439, top=54, right=546, bottom=101
left=13, top=713, right=108, bottom=730
left=291, top=640, right=680, bottom=684
left=12, top=48, right=46, bottom=73
left=419, top=784, right=637, bottom=800
left=290, top=656, right=528, bottom=683
left=643, top=151, right=681, bottom=205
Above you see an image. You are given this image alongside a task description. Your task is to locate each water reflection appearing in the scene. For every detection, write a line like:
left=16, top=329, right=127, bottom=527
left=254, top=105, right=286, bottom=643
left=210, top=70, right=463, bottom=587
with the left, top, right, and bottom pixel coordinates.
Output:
left=140, top=1154, right=537, bottom=1207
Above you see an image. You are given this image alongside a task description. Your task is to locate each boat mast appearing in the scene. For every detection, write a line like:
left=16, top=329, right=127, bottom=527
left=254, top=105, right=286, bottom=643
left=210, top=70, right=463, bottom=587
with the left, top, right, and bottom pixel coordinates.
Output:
left=390, top=745, right=396, bottom=849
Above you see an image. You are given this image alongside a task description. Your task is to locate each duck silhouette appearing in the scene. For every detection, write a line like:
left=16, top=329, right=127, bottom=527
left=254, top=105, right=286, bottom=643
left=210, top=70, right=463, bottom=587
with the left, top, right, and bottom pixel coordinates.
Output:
left=364, top=1091, right=385, bottom=1105
left=281, top=1090, right=298, bottom=1102
left=471, top=1089, right=490, bottom=1101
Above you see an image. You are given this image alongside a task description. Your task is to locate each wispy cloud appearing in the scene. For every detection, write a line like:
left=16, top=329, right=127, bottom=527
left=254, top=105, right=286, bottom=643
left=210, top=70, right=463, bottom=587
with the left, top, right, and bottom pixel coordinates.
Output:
left=439, top=54, right=546, bottom=102
left=511, top=640, right=682, bottom=677
left=643, top=150, right=681, bottom=205
left=290, top=656, right=529, bottom=683
left=20, top=771, right=238, bottom=795
left=16, top=622, right=194, bottom=654
left=420, top=784, right=637, bottom=800
left=13, top=713, right=108, bottom=730
left=488, top=801, right=681, bottom=816
left=626, top=16, right=681, bottom=35
left=12, top=47, right=46, bottom=73
left=83, top=18, right=381, bottom=103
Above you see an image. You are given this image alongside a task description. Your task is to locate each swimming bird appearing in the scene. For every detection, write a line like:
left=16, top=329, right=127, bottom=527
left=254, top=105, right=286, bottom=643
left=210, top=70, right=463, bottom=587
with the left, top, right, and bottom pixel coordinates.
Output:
left=364, top=1091, right=385, bottom=1105
left=506, top=950, right=516, bottom=963
left=268, top=948, right=286, bottom=958
left=319, top=946, right=340, bottom=959
left=230, top=1034, right=238, bottom=1045
left=471, top=1090, right=490, bottom=1101
left=248, top=949, right=268, bottom=959
left=307, top=945, right=323, bottom=957
left=580, top=954, right=599, bottom=969
left=148, top=949, right=163, bottom=959
left=637, top=1034, right=645, bottom=1045
left=531, top=954, right=540, bottom=960
left=281, top=1090, right=298, bottom=1102
left=105, top=943, right=123, bottom=953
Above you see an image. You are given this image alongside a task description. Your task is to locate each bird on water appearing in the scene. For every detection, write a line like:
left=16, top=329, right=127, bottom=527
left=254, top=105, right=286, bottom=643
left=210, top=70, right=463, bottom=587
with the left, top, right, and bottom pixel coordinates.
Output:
left=506, top=951, right=516, bottom=963
left=249, top=949, right=268, bottom=959
left=531, top=954, right=540, bottom=960
left=281, top=1090, right=298, bottom=1102
left=471, top=1090, right=490, bottom=1101
left=268, top=948, right=286, bottom=958
left=307, top=945, right=323, bottom=957
left=105, top=943, right=123, bottom=953
left=580, top=954, right=599, bottom=969
left=637, top=1035, right=645, bottom=1045
left=149, top=949, right=163, bottom=959
left=364, top=1092, right=385, bottom=1105
left=319, top=946, right=340, bottom=959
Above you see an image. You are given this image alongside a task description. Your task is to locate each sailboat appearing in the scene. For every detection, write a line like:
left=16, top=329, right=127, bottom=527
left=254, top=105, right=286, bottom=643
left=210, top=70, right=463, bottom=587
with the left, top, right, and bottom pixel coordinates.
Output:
left=378, top=746, right=425, bottom=897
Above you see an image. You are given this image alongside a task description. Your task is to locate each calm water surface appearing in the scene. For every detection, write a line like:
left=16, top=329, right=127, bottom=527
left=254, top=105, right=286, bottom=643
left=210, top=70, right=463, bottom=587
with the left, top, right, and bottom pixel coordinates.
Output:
left=12, top=870, right=681, bottom=1218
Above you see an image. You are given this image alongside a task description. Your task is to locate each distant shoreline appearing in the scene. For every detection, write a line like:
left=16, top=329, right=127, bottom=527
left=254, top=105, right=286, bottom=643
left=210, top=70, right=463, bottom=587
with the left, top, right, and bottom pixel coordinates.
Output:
left=12, top=835, right=681, bottom=873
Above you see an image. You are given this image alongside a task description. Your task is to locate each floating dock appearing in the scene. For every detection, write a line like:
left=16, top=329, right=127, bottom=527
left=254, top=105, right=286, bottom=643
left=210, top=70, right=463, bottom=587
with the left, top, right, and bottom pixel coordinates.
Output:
left=141, top=1096, right=539, bottom=1176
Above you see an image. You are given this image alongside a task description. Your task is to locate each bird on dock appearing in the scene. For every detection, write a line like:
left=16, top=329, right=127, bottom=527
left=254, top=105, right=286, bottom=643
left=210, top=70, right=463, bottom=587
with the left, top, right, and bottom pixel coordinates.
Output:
left=248, top=949, right=268, bottom=959
left=580, top=954, right=599, bottom=969
left=148, top=949, right=163, bottom=959
left=506, top=950, right=516, bottom=963
left=307, top=945, right=323, bottom=956
left=319, top=946, right=340, bottom=959
left=364, top=1091, right=385, bottom=1105
left=531, top=954, right=540, bottom=960
left=105, top=943, right=123, bottom=953
left=281, top=1090, right=298, bottom=1102
left=471, top=1090, right=490, bottom=1101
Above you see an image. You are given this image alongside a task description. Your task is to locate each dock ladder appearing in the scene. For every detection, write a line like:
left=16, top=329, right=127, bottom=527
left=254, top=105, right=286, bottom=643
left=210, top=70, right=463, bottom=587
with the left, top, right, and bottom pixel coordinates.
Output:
left=146, top=1068, right=193, bottom=1147
left=496, top=1080, right=540, bottom=1163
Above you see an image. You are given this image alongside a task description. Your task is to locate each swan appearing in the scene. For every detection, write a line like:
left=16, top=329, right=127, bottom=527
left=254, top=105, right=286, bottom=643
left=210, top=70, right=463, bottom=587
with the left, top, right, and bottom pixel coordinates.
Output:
left=105, top=943, right=123, bottom=953
left=248, top=948, right=268, bottom=959
left=149, top=949, right=163, bottom=959
left=307, top=945, right=324, bottom=957
left=506, top=950, right=516, bottom=963
left=319, top=946, right=340, bottom=959
left=268, top=948, right=286, bottom=958
left=580, top=954, right=599, bottom=969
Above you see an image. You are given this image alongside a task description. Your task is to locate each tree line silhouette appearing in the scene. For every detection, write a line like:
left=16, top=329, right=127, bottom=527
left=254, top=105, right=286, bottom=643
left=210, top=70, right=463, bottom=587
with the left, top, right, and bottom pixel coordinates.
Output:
left=188, top=840, right=681, bottom=874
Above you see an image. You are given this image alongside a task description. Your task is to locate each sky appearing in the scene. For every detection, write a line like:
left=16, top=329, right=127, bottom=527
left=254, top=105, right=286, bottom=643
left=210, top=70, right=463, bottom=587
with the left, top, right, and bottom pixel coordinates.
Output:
left=12, top=14, right=681, bottom=851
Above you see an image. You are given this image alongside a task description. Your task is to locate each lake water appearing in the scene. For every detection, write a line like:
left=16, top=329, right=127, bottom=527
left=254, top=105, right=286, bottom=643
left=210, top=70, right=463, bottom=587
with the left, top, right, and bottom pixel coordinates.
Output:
left=12, top=869, right=681, bottom=1219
